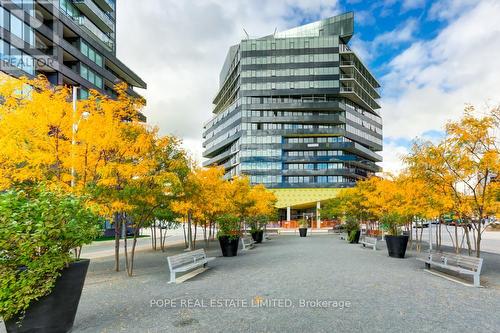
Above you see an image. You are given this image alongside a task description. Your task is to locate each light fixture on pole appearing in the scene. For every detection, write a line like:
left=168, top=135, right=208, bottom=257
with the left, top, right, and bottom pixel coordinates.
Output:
left=71, top=86, right=90, bottom=188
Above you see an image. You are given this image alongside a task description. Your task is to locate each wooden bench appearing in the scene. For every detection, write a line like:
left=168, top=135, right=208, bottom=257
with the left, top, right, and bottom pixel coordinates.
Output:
left=339, top=232, right=348, bottom=240
left=241, top=236, right=256, bottom=251
left=360, top=236, right=378, bottom=250
left=167, top=249, right=214, bottom=284
left=264, top=229, right=279, bottom=240
left=417, top=251, right=483, bottom=287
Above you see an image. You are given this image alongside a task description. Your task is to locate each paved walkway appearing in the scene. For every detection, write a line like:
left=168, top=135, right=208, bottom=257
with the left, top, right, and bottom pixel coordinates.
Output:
left=3, top=235, right=500, bottom=333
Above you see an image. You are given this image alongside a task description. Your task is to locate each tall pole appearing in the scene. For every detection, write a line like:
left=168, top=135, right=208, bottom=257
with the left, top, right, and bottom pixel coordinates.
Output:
left=429, top=220, right=433, bottom=251
left=71, top=86, right=78, bottom=188
left=187, top=211, right=193, bottom=250
left=316, top=201, right=321, bottom=229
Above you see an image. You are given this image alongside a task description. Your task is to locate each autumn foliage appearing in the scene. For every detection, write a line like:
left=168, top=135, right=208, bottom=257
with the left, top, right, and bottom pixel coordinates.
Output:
left=0, top=76, right=277, bottom=275
left=172, top=167, right=277, bottom=246
left=323, top=105, right=499, bottom=256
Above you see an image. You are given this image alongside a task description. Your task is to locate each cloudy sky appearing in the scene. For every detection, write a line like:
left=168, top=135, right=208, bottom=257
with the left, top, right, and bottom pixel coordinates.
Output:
left=115, top=0, right=500, bottom=173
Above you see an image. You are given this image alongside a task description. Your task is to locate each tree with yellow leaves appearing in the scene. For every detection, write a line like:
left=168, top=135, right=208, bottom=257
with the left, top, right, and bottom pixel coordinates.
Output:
left=406, top=105, right=499, bottom=256
left=172, top=166, right=232, bottom=249
left=171, top=169, right=277, bottom=249
left=0, top=76, right=190, bottom=274
left=246, top=184, right=277, bottom=237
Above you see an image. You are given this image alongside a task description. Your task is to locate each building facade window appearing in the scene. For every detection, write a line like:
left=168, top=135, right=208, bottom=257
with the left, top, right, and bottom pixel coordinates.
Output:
left=80, top=63, right=104, bottom=89
left=1, top=38, right=34, bottom=75
left=80, top=40, right=104, bottom=67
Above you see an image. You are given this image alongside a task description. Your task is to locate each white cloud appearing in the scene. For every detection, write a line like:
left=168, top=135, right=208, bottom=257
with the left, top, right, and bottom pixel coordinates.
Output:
left=401, top=0, right=426, bottom=11
left=380, top=142, right=409, bottom=175
left=115, top=0, right=500, bottom=175
left=350, top=18, right=419, bottom=63
left=428, top=0, right=479, bottom=21
left=372, top=18, right=418, bottom=48
left=116, top=0, right=341, bottom=163
left=380, top=0, right=500, bottom=173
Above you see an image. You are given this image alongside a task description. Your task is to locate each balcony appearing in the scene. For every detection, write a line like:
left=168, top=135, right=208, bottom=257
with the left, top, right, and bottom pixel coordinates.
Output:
left=75, top=16, right=114, bottom=52
left=340, top=72, right=380, bottom=99
left=94, top=0, right=114, bottom=12
left=339, top=44, right=351, bottom=53
left=73, top=0, right=114, bottom=33
left=340, top=61, right=354, bottom=66
left=340, top=82, right=381, bottom=111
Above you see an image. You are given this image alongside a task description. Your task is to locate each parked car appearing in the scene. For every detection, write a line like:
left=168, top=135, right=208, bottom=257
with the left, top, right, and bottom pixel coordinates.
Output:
left=413, top=221, right=429, bottom=228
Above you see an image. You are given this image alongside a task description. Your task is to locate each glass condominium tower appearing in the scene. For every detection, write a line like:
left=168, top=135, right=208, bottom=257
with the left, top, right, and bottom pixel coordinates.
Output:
left=0, top=0, right=146, bottom=99
left=203, top=13, right=382, bottom=222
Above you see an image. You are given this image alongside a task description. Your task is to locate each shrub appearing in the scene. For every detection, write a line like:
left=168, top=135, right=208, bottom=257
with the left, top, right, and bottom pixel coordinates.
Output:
left=216, top=214, right=241, bottom=240
left=380, top=212, right=404, bottom=236
left=298, top=219, right=309, bottom=228
left=348, top=229, right=359, bottom=243
left=344, top=216, right=359, bottom=233
left=248, top=215, right=267, bottom=233
left=0, top=187, right=102, bottom=321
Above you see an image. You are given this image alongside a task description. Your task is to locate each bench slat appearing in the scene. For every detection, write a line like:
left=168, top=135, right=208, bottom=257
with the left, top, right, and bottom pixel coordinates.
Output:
left=429, top=252, right=482, bottom=270
left=167, top=249, right=213, bottom=283
left=420, top=251, right=483, bottom=287
left=168, top=249, right=207, bottom=270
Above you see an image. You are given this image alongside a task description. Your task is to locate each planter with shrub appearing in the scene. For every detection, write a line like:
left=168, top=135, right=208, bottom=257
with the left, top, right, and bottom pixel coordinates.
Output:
left=217, top=214, right=241, bottom=257
left=298, top=219, right=308, bottom=237
left=380, top=212, right=409, bottom=258
left=248, top=215, right=266, bottom=244
left=0, top=187, right=102, bottom=333
left=345, top=217, right=360, bottom=244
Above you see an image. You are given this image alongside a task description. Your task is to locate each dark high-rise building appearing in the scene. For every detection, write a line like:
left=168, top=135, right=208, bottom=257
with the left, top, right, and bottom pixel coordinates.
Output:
left=0, top=0, right=146, bottom=98
left=203, top=13, right=382, bottom=224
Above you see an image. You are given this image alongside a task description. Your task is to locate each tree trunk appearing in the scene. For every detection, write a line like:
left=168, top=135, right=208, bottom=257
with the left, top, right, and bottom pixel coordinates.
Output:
left=413, top=222, right=418, bottom=250
left=472, top=227, right=477, bottom=252
left=208, top=221, right=212, bottom=245
left=417, top=224, right=424, bottom=252
left=151, top=224, right=157, bottom=250
left=454, top=224, right=459, bottom=254
left=436, top=221, right=443, bottom=251
left=114, top=213, right=121, bottom=272
left=159, top=223, right=163, bottom=251
left=464, top=225, right=472, bottom=256
left=123, top=219, right=129, bottom=274
left=475, top=225, right=482, bottom=258
left=203, top=224, right=208, bottom=248
left=187, top=212, right=193, bottom=250
left=444, top=224, right=455, bottom=250
left=193, top=222, right=198, bottom=248
left=127, top=227, right=139, bottom=277
left=161, top=227, right=168, bottom=252
left=183, top=222, right=187, bottom=247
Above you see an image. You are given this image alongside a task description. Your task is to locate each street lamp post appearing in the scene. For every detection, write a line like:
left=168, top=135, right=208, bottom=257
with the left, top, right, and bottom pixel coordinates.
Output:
left=71, top=86, right=89, bottom=188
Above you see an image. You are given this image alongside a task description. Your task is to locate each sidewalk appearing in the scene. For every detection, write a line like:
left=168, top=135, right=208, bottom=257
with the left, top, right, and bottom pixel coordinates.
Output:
left=72, top=235, right=500, bottom=333
left=81, top=234, right=185, bottom=259
left=81, top=226, right=213, bottom=259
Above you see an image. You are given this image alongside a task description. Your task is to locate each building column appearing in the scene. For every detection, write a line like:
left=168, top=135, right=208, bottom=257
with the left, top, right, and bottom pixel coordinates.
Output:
left=286, top=206, right=291, bottom=222
left=316, top=201, right=321, bottom=229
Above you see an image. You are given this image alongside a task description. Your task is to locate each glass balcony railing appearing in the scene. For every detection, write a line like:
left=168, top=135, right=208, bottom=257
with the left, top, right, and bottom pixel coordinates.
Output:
left=72, top=0, right=114, bottom=33
left=340, top=70, right=380, bottom=99
left=340, top=82, right=381, bottom=111
left=75, top=16, right=114, bottom=52
left=55, top=1, right=114, bottom=52
left=94, top=0, right=115, bottom=12
left=340, top=61, right=354, bottom=66
left=339, top=44, right=351, bottom=53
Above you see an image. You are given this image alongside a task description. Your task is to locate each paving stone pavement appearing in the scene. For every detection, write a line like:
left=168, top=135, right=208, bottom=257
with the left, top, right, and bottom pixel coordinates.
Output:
left=3, top=235, right=500, bottom=333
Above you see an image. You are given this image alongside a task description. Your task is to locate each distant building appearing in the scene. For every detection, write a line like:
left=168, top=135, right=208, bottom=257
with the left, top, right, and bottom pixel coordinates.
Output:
left=203, top=12, right=383, bottom=226
left=0, top=0, right=146, bottom=98
left=1, top=1, right=145, bottom=235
